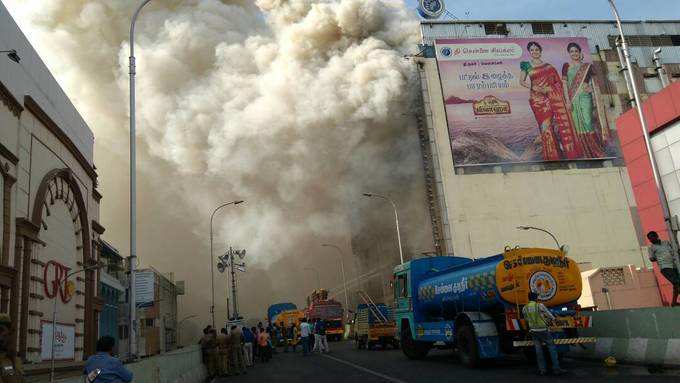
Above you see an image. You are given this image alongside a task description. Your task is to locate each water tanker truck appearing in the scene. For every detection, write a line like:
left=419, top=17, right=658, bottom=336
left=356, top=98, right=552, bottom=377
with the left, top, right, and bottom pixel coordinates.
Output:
left=394, top=247, right=594, bottom=367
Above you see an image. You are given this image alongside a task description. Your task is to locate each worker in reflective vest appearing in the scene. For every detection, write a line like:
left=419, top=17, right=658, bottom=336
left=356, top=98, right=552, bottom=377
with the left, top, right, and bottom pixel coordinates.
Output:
left=522, top=291, right=567, bottom=376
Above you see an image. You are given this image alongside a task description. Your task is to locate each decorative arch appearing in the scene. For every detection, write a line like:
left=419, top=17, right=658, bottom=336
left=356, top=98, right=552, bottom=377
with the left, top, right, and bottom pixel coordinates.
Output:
left=27, top=168, right=95, bottom=357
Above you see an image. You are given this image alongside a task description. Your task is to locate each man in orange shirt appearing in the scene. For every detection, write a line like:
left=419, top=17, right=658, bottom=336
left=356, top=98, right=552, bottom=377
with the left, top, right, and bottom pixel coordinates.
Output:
left=257, top=329, right=270, bottom=363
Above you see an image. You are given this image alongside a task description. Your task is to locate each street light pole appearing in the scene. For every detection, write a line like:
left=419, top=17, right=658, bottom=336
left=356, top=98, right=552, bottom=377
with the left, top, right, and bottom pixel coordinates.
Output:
left=321, top=244, right=349, bottom=320
left=50, top=264, right=102, bottom=383
left=516, top=226, right=561, bottom=249
left=304, top=267, right=321, bottom=289
left=128, top=0, right=153, bottom=360
left=363, top=193, right=404, bottom=264
left=209, top=201, right=244, bottom=327
left=607, top=0, right=680, bottom=263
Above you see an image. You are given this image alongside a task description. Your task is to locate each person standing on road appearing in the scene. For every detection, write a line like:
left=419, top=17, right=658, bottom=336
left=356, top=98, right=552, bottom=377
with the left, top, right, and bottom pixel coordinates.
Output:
left=242, top=326, right=254, bottom=367
left=229, top=325, right=246, bottom=375
left=299, top=318, right=311, bottom=356
left=647, top=231, right=680, bottom=306
left=216, top=328, right=231, bottom=377
left=319, top=320, right=329, bottom=353
left=313, top=319, right=328, bottom=353
left=522, top=291, right=566, bottom=376
left=284, top=323, right=298, bottom=353
left=257, top=328, right=270, bottom=363
left=199, top=327, right=218, bottom=379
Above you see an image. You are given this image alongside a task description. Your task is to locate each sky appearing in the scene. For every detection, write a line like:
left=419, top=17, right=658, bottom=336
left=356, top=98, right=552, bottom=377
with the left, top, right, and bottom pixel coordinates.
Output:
left=405, top=0, right=680, bottom=20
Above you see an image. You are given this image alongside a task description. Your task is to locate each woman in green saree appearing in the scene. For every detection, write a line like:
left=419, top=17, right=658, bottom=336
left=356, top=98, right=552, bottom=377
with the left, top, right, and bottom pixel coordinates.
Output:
left=562, top=42, right=605, bottom=158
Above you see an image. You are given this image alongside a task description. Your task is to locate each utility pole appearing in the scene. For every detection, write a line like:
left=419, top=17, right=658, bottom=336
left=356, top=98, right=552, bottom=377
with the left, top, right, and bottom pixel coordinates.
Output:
left=218, top=247, right=246, bottom=321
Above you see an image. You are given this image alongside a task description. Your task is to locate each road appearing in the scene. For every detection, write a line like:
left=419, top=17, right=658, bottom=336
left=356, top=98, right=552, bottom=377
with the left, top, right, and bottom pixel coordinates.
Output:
left=216, top=341, right=678, bottom=382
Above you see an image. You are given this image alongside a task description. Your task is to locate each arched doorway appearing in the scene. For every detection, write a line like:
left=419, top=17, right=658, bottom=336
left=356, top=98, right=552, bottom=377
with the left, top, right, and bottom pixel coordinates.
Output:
left=20, top=168, right=95, bottom=361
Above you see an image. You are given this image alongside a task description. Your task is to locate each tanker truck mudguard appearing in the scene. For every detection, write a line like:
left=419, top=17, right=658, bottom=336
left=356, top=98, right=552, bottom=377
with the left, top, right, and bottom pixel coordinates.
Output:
left=393, top=247, right=594, bottom=367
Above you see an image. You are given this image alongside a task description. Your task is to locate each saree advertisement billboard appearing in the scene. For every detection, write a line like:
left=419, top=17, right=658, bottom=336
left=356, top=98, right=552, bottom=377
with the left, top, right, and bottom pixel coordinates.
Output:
left=435, top=37, right=616, bottom=166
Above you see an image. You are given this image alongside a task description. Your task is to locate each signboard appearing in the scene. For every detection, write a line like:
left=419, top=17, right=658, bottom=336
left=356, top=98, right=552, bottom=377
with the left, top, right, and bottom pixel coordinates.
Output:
left=418, top=0, right=446, bottom=19
left=40, top=322, right=75, bottom=361
left=435, top=37, right=616, bottom=166
left=135, top=271, right=155, bottom=308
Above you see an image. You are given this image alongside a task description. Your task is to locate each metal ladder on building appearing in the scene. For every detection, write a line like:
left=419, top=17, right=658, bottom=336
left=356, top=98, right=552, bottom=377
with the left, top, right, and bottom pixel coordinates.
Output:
left=358, top=290, right=388, bottom=323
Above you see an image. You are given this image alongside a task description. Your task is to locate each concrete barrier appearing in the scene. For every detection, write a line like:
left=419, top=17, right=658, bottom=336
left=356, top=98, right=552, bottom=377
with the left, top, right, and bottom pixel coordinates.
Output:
left=57, top=345, right=206, bottom=383
left=568, top=307, right=680, bottom=367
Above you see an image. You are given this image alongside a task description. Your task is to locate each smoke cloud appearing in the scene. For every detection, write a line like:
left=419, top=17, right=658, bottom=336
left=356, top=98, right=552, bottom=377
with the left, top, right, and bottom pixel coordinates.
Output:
left=5, top=0, right=429, bottom=339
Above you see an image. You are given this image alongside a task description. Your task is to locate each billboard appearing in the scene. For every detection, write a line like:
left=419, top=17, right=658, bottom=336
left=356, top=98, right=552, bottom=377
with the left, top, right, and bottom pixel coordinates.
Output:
left=135, top=271, right=155, bottom=308
left=435, top=37, right=616, bottom=166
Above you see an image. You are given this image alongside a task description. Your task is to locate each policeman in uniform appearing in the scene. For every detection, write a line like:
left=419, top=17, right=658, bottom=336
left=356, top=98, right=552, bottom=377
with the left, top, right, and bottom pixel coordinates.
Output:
left=216, top=328, right=231, bottom=376
left=522, top=291, right=567, bottom=376
left=0, top=314, right=23, bottom=383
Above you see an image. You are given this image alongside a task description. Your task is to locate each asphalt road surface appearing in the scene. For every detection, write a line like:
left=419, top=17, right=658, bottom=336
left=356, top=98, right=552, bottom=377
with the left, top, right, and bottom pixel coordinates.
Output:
left=216, top=341, right=679, bottom=383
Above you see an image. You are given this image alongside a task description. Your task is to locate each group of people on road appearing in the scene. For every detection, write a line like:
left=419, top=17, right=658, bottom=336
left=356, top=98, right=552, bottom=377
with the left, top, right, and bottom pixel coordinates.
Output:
left=199, top=325, right=250, bottom=380
left=298, top=318, right=330, bottom=356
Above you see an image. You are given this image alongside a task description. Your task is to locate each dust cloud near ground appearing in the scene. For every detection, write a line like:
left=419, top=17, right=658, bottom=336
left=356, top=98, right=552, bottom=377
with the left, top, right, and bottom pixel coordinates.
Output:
left=5, top=0, right=432, bottom=342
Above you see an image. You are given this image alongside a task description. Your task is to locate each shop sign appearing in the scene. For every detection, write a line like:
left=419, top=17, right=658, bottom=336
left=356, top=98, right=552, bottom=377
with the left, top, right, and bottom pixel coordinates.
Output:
left=40, top=321, right=75, bottom=361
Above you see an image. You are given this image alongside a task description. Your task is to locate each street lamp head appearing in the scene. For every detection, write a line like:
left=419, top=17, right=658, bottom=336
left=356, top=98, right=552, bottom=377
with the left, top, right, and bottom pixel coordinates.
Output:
left=516, top=226, right=530, bottom=231
left=234, top=200, right=244, bottom=205
left=362, top=193, right=373, bottom=197
left=3, top=50, right=20, bottom=63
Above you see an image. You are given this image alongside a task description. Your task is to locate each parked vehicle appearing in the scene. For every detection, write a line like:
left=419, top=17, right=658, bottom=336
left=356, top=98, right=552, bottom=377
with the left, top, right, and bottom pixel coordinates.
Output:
left=393, top=247, right=594, bottom=367
left=273, top=309, right=306, bottom=346
left=353, top=301, right=398, bottom=350
left=267, top=302, right=297, bottom=325
left=305, top=289, right=344, bottom=341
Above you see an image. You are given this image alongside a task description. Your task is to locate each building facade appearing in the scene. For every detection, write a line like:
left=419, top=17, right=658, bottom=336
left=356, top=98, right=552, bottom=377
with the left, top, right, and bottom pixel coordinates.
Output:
left=617, top=80, right=680, bottom=305
left=352, top=20, right=680, bottom=304
left=118, top=268, right=183, bottom=357
left=1, top=3, right=104, bottom=363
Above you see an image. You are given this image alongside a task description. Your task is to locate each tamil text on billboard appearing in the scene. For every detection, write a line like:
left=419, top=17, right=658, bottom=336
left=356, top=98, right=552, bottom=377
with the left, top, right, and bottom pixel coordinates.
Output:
left=435, top=37, right=615, bottom=166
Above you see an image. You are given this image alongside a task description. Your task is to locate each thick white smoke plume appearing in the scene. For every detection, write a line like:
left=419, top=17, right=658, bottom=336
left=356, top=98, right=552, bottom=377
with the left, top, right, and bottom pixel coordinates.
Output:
left=5, top=0, right=426, bottom=335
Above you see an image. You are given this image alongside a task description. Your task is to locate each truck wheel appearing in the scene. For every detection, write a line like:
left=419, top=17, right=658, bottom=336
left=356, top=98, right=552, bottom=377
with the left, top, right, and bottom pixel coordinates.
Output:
left=456, top=325, right=480, bottom=368
left=401, top=326, right=431, bottom=360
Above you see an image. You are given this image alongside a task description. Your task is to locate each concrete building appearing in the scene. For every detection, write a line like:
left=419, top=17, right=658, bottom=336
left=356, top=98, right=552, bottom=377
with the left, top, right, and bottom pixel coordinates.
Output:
left=0, top=2, right=104, bottom=364
left=97, top=240, right=125, bottom=351
left=118, top=267, right=184, bottom=357
left=579, top=264, right=662, bottom=310
left=617, top=80, right=680, bottom=305
left=352, top=20, right=680, bottom=304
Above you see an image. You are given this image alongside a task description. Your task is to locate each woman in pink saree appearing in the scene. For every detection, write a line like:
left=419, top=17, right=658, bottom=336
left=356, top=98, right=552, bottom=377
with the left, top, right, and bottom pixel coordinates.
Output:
left=520, top=41, right=583, bottom=161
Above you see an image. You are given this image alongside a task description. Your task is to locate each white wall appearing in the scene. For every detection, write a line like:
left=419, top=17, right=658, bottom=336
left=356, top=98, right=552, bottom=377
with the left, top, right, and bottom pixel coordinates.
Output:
left=419, top=58, right=646, bottom=268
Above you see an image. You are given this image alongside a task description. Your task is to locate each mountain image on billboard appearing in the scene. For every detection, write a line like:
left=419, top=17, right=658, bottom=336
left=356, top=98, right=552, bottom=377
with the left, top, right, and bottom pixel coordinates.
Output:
left=435, top=37, right=617, bottom=166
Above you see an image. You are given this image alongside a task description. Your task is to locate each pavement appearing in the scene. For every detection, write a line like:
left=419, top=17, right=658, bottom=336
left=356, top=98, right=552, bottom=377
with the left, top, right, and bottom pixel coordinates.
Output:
left=215, top=341, right=680, bottom=383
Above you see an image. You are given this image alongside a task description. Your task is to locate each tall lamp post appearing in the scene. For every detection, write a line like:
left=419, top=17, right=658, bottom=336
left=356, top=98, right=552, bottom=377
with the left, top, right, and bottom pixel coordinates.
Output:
left=304, top=267, right=321, bottom=290
left=321, top=244, right=349, bottom=320
left=209, top=201, right=244, bottom=327
left=607, top=0, right=680, bottom=261
left=363, top=193, right=404, bottom=264
left=128, top=0, right=153, bottom=359
left=50, top=263, right=103, bottom=383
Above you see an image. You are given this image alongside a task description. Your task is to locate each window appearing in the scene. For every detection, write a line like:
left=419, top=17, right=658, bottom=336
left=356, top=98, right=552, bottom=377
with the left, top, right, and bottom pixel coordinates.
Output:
left=484, top=23, right=508, bottom=35
left=144, top=318, right=154, bottom=327
left=602, top=268, right=625, bottom=286
left=394, top=274, right=408, bottom=299
left=531, top=22, right=554, bottom=35
left=608, top=35, right=680, bottom=48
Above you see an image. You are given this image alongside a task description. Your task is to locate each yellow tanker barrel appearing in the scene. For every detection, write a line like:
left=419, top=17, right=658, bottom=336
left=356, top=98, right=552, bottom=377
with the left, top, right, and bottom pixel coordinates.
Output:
left=495, top=248, right=582, bottom=306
